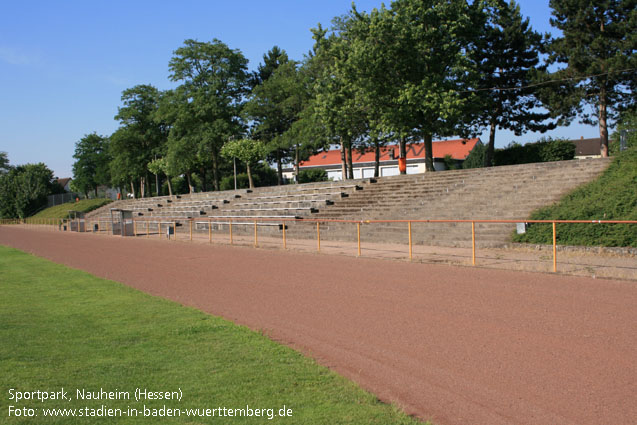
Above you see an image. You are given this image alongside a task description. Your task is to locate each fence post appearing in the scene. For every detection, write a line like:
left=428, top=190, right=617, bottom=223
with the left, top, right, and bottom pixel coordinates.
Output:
left=357, top=222, right=361, bottom=257
left=229, top=219, right=233, bottom=245
left=209, top=218, right=212, bottom=243
left=553, top=221, right=557, bottom=273
left=134, top=220, right=137, bottom=237
left=408, top=221, right=412, bottom=261
left=471, top=221, right=476, bottom=266
left=254, top=220, right=258, bottom=247
left=282, top=220, right=287, bottom=249
left=317, top=222, right=321, bottom=252
left=189, top=219, right=193, bottom=242
left=173, top=221, right=177, bottom=241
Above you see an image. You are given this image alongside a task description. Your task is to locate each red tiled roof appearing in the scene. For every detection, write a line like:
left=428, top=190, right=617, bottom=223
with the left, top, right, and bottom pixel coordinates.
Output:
left=300, top=138, right=480, bottom=167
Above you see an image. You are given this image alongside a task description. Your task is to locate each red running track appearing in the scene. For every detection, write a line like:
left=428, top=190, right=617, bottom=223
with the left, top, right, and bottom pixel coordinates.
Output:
left=1, top=227, right=636, bottom=425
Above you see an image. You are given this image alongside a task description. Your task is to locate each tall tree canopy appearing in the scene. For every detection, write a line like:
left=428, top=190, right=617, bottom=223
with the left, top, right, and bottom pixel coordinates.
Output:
left=545, top=0, right=637, bottom=156
left=244, top=48, right=301, bottom=184
left=111, top=84, right=165, bottom=197
left=0, top=152, right=11, bottom=175
left=0, top=163, right=59, bottom=218
left=166, top=39, right=249, bottom=191
left=472, top=0, right=557, bottom=167
left=71, top=133, right=111, bottom=197
left=357, top=0, right=479, bottom=172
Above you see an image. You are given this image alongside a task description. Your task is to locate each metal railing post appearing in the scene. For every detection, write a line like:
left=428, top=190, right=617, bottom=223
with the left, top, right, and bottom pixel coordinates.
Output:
left=317, top=222, right=321, bottom=252
left=209, top=218, right=212, bottom=243
left=282, top=221, right=287, bottom=249
left=471, top=221, right=476, bottom=266
left=254, top=220, right=258, bottom=247
left=357, top=222, right=361, bottom=257
left=553, top=221, right=557, bottom=273
left=408, top=221, right=413, bottom=261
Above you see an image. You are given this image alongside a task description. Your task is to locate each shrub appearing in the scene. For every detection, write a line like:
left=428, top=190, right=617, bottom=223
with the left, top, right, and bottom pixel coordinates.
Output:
left=494, top=137, right=575, bottom=166
left=463, top=142, right=486, bottom=169
left=298, top=168, right=328, bottom=183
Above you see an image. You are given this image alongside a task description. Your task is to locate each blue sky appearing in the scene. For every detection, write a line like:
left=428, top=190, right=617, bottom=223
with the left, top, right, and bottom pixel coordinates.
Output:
left=0, top=0, right=599, bottom=178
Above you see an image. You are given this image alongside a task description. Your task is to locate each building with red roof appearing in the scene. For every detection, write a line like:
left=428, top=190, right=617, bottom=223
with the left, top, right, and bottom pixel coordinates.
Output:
left=284, top=138, right=480, bottom=181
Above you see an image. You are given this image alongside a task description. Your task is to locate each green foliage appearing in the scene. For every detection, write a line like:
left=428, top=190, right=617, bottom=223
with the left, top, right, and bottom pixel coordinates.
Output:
left=0, top=163, right=59, bottom=218
left=610, top=109, right=637, bottom=155
left=220, top=139, right=267, bottom=165
left=32, top=198, right=112, bottom=219
left=110, top=84, right=166, bottom=196
left=442, top=155, right=458, bottom=170
left=544, top=0, right=636, bottom=153
left=71, top=133, right=111, bottom=197
left=165, top=39, right=249, bottom=191
left=0, top=151, right=11, bottom=174
left=219, top=166, right=278, bottom=190
left=463, top=143, right=486, bottom=169
left=298, top=168, right=328, bottom=184
left=514, top=147, right=637, bottom=247
left=494, top=137, right=575, bottom=165
left=0, top=246, right=424, bottom=425
left=472, top=0, right=556, bottom=166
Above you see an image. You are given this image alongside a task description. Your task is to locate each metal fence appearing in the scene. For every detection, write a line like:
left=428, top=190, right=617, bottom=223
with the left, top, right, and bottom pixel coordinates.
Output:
left=4, top=216, right=635, bottom=276
left=47, top=193, right=80, bottom=207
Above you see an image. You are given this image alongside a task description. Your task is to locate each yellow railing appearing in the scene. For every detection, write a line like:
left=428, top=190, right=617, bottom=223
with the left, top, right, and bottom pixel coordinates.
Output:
left=2, top=217, right=635, bottom=274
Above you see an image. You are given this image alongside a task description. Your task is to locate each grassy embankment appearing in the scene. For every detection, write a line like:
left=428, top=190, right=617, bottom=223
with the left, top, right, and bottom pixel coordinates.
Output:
left=0, top=246, right=423, bottom=425
left=32, top=198, right=113, bottom=219
left=513, top=148, right=637, bottom=247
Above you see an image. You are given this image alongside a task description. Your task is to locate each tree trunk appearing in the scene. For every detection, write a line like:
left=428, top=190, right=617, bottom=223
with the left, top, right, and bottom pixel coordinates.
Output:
left=347, top=141, right=354, bottom=180
left=201, top=166, right=207, bottom=192
left=374, top=140, right=380, bottom=178
left=140, top=177, right=145, bottom=199
left=399, top=135, right=407, bottom=175
left=484, top=119, right=497, bottom=167
left=94, top=186, right=98, bottom=198
left=599, top=87, right=609, bottom=157
left=186, top=172, right=194, bottom=194
left=211, top=152, right=220, bottom=191
left=295, top=143, right=300, bottom=183
left=276, top=149, right=283, bottom=185
left=166, top=174, right=173, bottom=197
left=246, top=162, right=254, bottom=189
left=156, top=172, right=160, bottom=197
left=340, top=137, right=348, bottom=180
left=424, top=133, right=435, bottom=172
left=130, top=180, right=135, bottom=198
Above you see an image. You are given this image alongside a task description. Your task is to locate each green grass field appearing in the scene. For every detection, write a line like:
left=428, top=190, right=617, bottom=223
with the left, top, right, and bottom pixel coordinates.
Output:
left=32, top=199, right=112, bottom=219
left=0, top=246, right=423, bottom=424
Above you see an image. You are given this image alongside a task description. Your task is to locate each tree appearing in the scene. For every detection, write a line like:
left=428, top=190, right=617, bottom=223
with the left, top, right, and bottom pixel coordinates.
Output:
left=0, top=163, right=57, bottom=218
left=220, top=139, right=267, bottom=189
left=112, top=84, right=166, bottom=197
left=245, top=59, right=306, bottom=184
left=545, top=0, right=636, bottom=157
left=472, top=0, right=557, bottom=167
left=147, top=157, right=174, bottom=197
left=167, top=39, right=249, bottom=191
left=311, top=19, right=369, bottom=179
left=0, top=152, right=11, bottom=175
left=71, top=133, right=111, bottom=198
left=251, top=45, right=290, bottom=87
left=351, top=0, right=478, bottom=172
